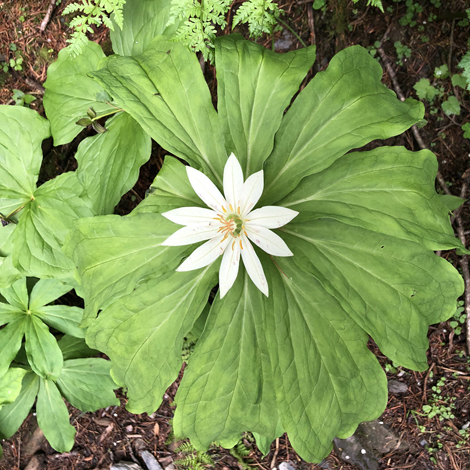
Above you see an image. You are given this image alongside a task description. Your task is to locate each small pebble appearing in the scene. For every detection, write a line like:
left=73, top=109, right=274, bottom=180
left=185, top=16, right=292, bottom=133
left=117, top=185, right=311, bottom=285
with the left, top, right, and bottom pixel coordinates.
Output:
left=361, top=449, right=366, bottom=454
left=420, top=439, right=428, bottom=446
left=345, top=456, right=350, bottom=460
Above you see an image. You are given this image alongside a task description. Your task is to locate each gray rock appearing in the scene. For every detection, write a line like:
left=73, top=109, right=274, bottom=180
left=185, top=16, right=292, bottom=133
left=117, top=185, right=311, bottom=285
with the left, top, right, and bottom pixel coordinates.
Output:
left=111, top=463, right=143, bottom=470
left=357, top=420, right=409, bottom=454
left=141, top=450, right=164, bottom=470
left=318, top=461, right=331, bottom=469
left=334, top=435, right=378, bottom=470
left=334, top=420, right=410, bottom=469
left=274, top=31, right=295, bottom=51
left=388, top=380, right=408, bottom=394
left=278, top=462, right=296, bottom=470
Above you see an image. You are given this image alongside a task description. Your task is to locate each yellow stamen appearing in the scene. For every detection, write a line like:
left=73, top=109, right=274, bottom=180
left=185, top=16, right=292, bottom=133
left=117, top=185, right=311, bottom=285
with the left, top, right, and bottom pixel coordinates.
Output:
left=244, top=230, right=248, bottom=237
left=237, top=206, right=240, bottom=214
left=222, top=206, right=227, bottom=213
left=239, top=239, right=243, bottom=250
left=221, top=233, right=229, bottom=242
left=229, top=204, right=233, bottom=212
left=232, top=240, right=236, bottom=251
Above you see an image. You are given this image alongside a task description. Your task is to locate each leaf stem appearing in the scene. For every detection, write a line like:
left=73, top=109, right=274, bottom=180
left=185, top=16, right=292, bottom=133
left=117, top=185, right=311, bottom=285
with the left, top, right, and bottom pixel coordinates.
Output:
left=92, top=108, right=123, bottom=122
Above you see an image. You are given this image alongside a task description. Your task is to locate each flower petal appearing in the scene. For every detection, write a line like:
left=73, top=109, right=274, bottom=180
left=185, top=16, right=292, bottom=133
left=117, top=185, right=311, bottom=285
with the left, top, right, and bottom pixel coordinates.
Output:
left=177, top=235, right=230, bottom=271
left=161, top=224, right=220, bottom=246
left=240, top=234, right=268, bottom=297
left=223, top=153, right=244, bottom=211
left=186, top=166, right=227, bottom=213
left=245, top=225, right=293, bottom=257
left=219, top=238, right=241, bottom=298
left=162, top=207, right=218, bottom=226
left=239, top=170, right=264, bottom=216
left=246, top=206, right=298, bottom=229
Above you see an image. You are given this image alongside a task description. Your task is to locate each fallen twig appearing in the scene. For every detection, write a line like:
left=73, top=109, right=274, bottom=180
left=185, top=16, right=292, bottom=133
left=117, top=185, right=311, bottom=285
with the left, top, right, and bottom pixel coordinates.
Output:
left=40, top=0, right=58, bottom=32
left=378, top=47, right=470, bottom=355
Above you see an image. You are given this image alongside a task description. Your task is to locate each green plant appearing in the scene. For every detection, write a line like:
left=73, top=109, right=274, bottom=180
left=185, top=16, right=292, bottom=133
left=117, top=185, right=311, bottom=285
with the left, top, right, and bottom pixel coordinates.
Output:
left=422, top=377, right=456, bottom=421
left=449, top=300, right=466, bottom=335
left=62, top=0, right=126, bottom=56
left=394, top=40, right=411, bottom=66
left=168, top=0, right=282, bottom=61
left=462, top=122, right=470, bottom=139
left=171, top=437, right=216, bottom=470
left=0, top=6, right=466, bottom=463
left=0, top=277, right=119, bottom=452
left=11, top=89, right=36, bottom=107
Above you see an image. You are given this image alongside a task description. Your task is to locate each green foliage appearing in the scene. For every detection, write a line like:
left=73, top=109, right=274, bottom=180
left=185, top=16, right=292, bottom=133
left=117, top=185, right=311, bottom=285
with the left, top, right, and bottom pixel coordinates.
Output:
left=62, top=0, right=126, bottom=56
left=171, top=436, right=216, bottom=470
left=421, top=377, right=456, bottom=421
left=434, top=64, right=449, bottom=80
left=394, top=40, right=411, bottom=66
left=11, top=89, right=36, bottom=107
left=352, top=0, right=383, bottom=12
left=458, top=51, right=470, bottom=91
left=0, top=277, right=119, bottom=452
left=462, top=122, right=470, bottom=139
left=413, top=79, right=440, bottom=102
left=449, top=300, right=466, bottom=335
left=232, top=0, right=282, bottom=38
left=168, top=0, right=282, bottom=61
left=441, top=95, right=461, bottom=116
left=0, top=29, right=466, bottom=464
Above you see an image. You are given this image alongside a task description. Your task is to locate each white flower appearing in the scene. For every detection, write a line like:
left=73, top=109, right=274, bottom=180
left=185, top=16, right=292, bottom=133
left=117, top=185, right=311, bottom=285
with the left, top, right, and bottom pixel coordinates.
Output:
left=161, top=154, right=298, bottom=298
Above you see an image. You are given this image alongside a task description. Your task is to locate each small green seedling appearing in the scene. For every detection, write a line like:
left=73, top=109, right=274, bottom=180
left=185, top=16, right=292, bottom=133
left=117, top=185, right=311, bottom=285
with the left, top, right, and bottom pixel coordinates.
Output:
left=12, top=89, right=36, bottom=107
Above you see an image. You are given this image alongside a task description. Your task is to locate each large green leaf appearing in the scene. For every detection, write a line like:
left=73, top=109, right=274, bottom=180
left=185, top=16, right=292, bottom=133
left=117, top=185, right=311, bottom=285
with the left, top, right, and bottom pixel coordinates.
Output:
left=0, top=368, right=27, bottom=406
left=33, top=305, right=85, bottom=338
left=58, top=335, right=99, bottom=360
left=262, top=255, right=388, bottom=462
left=75, top=112, right=152, bottom=215
left=280, top=147, right=462, bottom=251
left=86, top=266, right=217, bottom=413
left=91, top=38, right=227, bottom=186
left=0, top=319, right=26, bottom=377
left=56, top=358, right=119, bottom=411
left=25, top=315, right=63, bottom=380
left=131, top=156, right=204, bottom=216
left=11, top=172, right=94, bottom=279
left=110, top=0, right=178, bottom=56
left=0, top=371, right=39, bottom=438
left=43, top=40, right=115, bottom=146
left=174, top=266, right=280, bottom=450
left=36, top=379, right=76, bottom=452
left=0, top=224, right=21, bottom=288
left=0, top=106, right=50, bottom=215
left=215, top=35, right=316, bottom=176
left=64, top=213, right=189, bottom=325
left=28, top=279, right=73, bottom=311
left=279, top=219, right=463, bottom=370
left=0, top=277, right=28, bottom=310
left=261, top=46, right=424, bottom=204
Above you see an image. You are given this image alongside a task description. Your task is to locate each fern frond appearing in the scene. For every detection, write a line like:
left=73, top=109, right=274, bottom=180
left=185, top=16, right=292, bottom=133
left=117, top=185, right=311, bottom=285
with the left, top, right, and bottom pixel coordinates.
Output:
left=62, top=0, right=126, bottom=56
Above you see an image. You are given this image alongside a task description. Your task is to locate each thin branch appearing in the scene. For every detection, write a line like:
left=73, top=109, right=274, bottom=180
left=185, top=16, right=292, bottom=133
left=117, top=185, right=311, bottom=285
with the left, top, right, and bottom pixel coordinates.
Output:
left=378, top=46, right=470, bottom=355
left=40, top=0, right=58, bottom=32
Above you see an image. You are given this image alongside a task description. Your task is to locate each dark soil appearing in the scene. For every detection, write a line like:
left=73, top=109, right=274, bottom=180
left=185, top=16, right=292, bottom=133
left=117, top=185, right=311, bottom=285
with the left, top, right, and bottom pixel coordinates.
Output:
left=0, top=0, right=469, bottom=469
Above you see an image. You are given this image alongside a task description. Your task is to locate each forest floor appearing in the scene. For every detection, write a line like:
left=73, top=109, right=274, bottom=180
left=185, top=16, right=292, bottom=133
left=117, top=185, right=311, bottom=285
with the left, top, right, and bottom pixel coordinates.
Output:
left=0, top=0, right=469, bottom=469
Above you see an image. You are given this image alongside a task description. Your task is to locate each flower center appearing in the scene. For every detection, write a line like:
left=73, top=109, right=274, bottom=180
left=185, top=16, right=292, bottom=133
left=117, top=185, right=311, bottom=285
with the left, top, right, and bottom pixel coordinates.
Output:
left=215, top=210, right=247, bottom=248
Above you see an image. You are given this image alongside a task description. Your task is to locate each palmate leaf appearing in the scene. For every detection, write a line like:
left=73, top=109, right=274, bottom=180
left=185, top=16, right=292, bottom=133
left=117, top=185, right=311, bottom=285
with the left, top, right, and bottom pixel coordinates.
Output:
left=0, top=368, right=27, bottom=407
left=0, top=224, right=21, bottom=288
left=71, top=35, right=464, bottom=462
left=110, top=0, right=179, bottom=57
left=10, top=172, right=94, bottom=279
